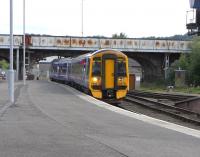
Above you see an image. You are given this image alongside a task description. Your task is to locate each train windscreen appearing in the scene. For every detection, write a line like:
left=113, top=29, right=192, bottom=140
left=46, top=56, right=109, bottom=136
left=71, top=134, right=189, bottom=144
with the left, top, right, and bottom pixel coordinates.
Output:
left=117, top=58, right=126, bottom=76
left=92, top=57, right=101, bottom=76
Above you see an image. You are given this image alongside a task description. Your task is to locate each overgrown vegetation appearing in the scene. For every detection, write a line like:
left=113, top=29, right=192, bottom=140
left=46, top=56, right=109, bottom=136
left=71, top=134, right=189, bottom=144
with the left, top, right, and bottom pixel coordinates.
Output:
left=140, top=34, right=192, bottom=40
left=140, top=84, right=200, bottom=94
left=141, top=36, right=200, bottom=94
left=112, top=33, right=127, bottom=39
left=188, top=37, right=200, bottom=86
left=0, top=60, right=9, bottom=70
left=167, top=37, right=200, bottom=87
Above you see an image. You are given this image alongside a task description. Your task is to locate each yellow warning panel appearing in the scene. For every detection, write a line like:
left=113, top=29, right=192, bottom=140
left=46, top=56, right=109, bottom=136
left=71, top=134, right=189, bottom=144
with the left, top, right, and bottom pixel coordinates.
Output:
left=105, top=59, right=114, bottom=88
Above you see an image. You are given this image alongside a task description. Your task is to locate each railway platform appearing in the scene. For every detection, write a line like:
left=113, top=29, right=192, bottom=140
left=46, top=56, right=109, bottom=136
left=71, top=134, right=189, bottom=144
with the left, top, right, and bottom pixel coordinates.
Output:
left=0, top=80, right=8, bottom=107
left=0, top=81, right=23, bottom=111
left=0, top=80, right=200, bottom=157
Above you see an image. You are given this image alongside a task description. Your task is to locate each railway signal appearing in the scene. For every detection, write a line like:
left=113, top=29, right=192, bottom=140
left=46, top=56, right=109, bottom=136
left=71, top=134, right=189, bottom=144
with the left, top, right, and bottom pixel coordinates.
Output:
left=186, top=0, right=200, bottom=35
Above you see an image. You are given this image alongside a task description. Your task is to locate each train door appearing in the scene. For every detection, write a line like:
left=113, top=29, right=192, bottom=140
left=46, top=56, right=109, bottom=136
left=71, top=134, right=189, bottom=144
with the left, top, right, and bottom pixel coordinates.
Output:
left=105, top=59, right=114, bottom=89
left=102, top=54, right=117, bottom=98
left=102, top=54, right=117, bottom=90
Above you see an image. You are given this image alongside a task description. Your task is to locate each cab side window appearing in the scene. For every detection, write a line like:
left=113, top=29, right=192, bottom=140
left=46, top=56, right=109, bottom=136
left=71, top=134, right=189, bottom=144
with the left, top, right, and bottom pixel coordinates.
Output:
left=117, top=58, right=126, bottom=76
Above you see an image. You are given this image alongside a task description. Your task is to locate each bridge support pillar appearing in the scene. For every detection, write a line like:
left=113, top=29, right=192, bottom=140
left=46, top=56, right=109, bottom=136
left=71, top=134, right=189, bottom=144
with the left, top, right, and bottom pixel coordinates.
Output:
left=17, top=49, right=24, bottom=80
left=16, top=48, right=19, bottom=81
left=164, top=54, right=170, bottom=80
left=26, top=51, right=31, bottom=72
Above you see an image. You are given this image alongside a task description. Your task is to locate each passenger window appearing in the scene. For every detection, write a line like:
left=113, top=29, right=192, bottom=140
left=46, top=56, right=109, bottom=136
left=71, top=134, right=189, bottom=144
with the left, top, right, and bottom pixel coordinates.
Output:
left=68, top=63, right=71, bottom=74
left=86, top=59, right=90, bottom=76
left=92, top=57, right=101, bottom=76
left=117, top=58, right=126, bottom=76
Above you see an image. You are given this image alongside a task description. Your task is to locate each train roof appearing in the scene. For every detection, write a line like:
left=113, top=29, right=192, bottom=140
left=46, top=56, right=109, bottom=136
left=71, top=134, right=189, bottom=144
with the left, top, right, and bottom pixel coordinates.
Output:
left=58, top=58, right=72, bottom=63
left=51, top=58, right=71, bottom=64
left=51, top=49, right=126, bottom=64
left=51, top=59, right=59, bottom=63
left=90, top=49, right=126, bottom=56
left=72, top=49, right=126, bottom=60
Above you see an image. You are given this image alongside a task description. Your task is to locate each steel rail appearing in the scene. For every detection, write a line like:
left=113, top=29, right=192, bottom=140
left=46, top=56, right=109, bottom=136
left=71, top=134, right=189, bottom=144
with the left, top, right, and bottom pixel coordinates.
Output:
left=125, top=94, right=200, bottom=125
left=128, top=90, right=194, bottom=101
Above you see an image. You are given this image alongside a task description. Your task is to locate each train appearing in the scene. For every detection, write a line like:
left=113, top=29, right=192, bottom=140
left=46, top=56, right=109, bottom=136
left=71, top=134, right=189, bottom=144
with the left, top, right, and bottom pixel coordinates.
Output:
left=49, top=49, right=129, bottom=101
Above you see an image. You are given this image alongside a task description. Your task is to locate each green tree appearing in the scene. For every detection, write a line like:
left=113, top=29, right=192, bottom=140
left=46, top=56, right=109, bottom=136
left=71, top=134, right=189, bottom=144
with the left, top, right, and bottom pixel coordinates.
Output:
left=0, top=60, right=9, bottom=70
left=167, top=54, right=190, bottom=85
left=177, top=54, right=189, bottom=70
left=166, top=36, right=200, bottom=86
left=188, top=37, right=200, bottom=86
left=112, top=32, right=127, bottom=39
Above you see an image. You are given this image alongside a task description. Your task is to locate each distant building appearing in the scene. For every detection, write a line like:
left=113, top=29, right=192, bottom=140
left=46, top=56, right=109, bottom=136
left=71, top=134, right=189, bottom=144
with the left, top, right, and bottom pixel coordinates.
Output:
left=38, top=61, right=51, bottom=80
left=35, top=56, right=59, bottom=80
left=128, top=58, right=142, bottom=90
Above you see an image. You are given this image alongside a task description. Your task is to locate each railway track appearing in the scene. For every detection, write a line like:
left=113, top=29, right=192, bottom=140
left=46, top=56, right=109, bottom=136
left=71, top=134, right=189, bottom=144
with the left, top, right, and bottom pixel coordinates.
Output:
left=123, top=93, right=200, bottom=126
left=128, top=90, right=195, bottom=101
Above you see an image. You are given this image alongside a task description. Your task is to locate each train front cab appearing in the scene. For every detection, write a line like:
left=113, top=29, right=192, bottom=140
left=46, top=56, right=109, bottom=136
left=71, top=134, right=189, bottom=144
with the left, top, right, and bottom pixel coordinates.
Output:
left=89, top=50, right=129, bottom=100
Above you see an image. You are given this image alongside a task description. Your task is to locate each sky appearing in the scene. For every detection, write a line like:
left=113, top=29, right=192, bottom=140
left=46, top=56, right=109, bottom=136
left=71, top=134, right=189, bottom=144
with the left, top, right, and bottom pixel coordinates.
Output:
left=0, top=0, right=191, bottom=38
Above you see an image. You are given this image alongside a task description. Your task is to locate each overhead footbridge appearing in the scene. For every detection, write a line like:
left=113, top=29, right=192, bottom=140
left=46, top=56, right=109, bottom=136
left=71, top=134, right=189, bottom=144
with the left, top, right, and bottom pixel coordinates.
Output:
left=0, top=34, right=190, bottom=53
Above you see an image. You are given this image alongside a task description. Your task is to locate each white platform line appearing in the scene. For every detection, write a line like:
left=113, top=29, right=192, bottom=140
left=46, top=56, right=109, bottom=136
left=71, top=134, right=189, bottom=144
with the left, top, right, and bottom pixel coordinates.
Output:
left=0, top=102, right=13, bottom=117
left=0, top=86, right=18, bottom=117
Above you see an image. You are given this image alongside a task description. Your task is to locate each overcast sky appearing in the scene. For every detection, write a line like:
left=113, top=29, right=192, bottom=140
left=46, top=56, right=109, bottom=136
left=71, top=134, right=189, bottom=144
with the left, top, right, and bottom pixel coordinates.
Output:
left=0, top=0, right=191, bottom=38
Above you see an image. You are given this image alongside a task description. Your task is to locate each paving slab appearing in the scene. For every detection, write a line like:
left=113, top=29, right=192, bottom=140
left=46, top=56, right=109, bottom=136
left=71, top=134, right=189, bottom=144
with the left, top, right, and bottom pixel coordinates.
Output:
left=0, top=81, right=23, bottom=108
left=0, top=80, right=8, bottom=107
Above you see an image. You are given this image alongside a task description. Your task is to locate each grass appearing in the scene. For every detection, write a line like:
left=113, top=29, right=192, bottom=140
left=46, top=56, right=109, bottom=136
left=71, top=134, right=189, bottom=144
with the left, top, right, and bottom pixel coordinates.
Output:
left=173, top=87, right=200, bottom=94
left=140, top=83, right=200, bottom=95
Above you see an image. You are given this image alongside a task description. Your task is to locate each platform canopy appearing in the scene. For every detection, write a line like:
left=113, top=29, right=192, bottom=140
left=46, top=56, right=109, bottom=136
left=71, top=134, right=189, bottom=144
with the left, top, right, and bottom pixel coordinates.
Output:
left=190, top=0, right=200, bottom=8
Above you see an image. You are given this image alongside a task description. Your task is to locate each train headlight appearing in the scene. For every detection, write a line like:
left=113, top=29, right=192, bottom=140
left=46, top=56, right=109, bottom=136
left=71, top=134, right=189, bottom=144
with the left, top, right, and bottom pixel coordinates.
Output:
left=92, top=77, right=98, bottom=83
left=117, top=77, right=126, bottom=86
left=92, top=76, right=101, bottom=85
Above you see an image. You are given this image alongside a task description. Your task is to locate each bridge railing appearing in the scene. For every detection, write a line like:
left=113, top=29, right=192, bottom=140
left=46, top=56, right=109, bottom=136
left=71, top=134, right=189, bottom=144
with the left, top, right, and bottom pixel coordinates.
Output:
left=0, top=34, right=191, bottom=53
left=0, top=35, right=22, bottom=47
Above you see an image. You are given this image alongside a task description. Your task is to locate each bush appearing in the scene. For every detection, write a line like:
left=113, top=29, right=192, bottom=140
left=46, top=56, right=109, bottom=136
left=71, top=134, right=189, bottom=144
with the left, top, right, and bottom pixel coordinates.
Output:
left=0, top=60, right=9, bottom=70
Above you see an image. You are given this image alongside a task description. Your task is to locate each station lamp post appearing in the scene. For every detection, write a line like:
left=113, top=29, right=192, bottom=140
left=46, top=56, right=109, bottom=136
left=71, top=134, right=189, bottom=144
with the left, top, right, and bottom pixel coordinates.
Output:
left=23, top=0, right=26, bottom=85
left=9, top=0, right=14, bottom=104
left=81, top=0, right=84, bottom=37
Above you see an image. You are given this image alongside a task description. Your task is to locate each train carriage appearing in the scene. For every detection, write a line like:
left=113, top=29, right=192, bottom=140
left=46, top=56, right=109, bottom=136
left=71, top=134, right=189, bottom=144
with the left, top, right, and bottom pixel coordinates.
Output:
left=49, top=58, right=71, bottom=83
left=87, top=49, right=129, bottom=100
left=49, top=59, right=59, bottom=81
left=50, top=49, right=129, bottom=100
